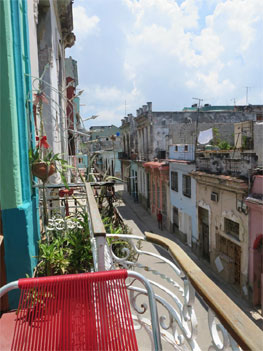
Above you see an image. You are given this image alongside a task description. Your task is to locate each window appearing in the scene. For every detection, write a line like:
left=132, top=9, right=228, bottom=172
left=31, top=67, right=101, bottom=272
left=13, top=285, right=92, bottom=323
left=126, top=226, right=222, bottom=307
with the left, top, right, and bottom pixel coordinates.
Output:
left=175, top=145, right=178, bottom=151
left=157, top=151, right=166, bottom=159
left=224, top=218, right=239, bottom=240
left=184, top=145, right=188, bottom=152
left=183, top=175, right=191, bottom=198
left=171, top=172, right=178, bottom=191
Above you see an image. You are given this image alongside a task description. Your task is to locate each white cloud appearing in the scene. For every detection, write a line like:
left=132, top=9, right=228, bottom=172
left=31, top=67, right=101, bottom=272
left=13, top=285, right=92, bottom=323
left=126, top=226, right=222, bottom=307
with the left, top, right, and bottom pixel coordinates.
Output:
left=122, top=0, right=263, bottom=104
left=70, top=0, right=263, bottom=124
left=73, top=6, right=100, bottom=43
left=80, top=84, right=145, bottom=126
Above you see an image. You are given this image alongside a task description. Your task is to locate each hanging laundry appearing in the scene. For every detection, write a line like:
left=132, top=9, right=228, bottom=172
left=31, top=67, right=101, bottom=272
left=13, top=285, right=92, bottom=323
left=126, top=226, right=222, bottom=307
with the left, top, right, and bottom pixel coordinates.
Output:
left=198, top=128, right=213, bottom=144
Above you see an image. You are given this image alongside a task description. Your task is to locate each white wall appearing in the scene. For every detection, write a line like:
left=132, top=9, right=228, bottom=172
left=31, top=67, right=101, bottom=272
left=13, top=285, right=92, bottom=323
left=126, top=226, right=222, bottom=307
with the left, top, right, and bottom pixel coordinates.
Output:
left=27, top=0, right=39, bottom=81
left=169, top=162, right=197, bottom=245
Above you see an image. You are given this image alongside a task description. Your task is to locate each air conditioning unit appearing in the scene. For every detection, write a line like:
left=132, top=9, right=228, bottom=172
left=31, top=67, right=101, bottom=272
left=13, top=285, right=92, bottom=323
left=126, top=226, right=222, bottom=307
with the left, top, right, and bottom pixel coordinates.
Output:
left=211, top=192, right=219, bottom=202
left=237, top=199, right=242, bottom=212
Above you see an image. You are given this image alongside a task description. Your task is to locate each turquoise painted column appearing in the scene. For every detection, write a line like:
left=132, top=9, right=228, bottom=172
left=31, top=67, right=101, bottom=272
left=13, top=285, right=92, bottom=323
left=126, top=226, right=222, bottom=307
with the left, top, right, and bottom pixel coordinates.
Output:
left=0, top=0, right=40, bottom=308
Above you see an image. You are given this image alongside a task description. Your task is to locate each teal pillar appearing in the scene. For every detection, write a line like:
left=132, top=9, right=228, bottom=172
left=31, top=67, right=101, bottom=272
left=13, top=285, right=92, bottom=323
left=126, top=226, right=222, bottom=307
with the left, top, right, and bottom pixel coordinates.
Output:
left=0, top=0, right=40, bottom=308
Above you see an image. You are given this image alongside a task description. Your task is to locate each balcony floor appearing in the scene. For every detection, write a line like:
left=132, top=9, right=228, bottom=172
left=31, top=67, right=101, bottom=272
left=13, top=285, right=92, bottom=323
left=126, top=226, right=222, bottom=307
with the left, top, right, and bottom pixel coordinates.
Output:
left=0, top=311, right=16, bottom=351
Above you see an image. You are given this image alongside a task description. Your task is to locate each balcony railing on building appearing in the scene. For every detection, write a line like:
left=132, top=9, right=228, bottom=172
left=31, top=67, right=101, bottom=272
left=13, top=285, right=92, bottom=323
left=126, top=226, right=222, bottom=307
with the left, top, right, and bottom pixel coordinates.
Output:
left=1, top=182, right=262, bottom=350
left=196, top=150, right=258, bottom=178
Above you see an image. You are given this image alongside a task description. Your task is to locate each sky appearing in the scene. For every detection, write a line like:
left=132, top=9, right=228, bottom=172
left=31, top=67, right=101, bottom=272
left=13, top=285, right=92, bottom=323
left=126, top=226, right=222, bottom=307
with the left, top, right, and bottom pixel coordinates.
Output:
left=67, top=0, right=263, bottom=128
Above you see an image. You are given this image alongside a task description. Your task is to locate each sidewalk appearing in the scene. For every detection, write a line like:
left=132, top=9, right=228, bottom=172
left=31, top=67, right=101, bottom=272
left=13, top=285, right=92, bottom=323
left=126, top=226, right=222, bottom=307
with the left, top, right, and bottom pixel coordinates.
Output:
left=115, top=187, right=263, bottom=330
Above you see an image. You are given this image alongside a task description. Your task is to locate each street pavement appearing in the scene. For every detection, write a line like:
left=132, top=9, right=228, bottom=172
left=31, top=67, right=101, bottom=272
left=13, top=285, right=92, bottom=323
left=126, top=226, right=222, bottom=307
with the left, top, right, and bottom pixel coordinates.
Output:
left=114, top=185, right=262, bottom=348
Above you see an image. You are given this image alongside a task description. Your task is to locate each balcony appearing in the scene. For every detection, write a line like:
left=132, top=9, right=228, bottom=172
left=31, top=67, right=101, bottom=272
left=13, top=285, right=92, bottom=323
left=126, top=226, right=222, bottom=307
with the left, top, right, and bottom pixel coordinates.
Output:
left=118, top=151, right=129, bottom=159
left=196, top=150, right=258, bottom=178
left=0, top=183, right=261, bottom=350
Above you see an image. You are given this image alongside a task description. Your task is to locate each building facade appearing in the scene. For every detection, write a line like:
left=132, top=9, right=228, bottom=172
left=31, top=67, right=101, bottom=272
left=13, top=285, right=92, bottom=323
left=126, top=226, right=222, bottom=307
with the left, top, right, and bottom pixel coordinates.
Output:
left=191, top=148, right=259, bottom=295
left=144, top=162, right=170, bottom=229
left=169, top=144, right=197, bottom=247
left=246, top=175, right=263, bottom=309
left=1, top=0, right=40, bottom=308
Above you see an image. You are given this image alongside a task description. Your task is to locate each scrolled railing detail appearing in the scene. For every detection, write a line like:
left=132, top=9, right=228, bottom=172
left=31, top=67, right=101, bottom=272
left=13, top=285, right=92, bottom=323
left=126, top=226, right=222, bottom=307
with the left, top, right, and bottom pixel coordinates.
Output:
left=128, top=284, right=201, bottom=351
left=105, top=233, right=259, bottom=351
left=208, top=309, right=241, bottom=351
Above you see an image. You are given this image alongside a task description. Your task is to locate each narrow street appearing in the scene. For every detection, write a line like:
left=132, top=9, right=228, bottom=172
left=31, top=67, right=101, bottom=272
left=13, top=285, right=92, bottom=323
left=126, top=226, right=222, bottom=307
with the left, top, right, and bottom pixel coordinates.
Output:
left=115, top=185, right=263, bottom=333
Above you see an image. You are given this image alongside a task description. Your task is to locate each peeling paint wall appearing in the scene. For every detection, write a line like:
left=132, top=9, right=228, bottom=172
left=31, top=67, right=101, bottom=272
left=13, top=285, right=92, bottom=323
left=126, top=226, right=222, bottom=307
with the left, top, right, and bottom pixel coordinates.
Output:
left=254, top=122, right=263, bottom=167
left=196, top=151, right=258, bottom=179
left=195, top=178, right=249, bottom=293
left=135, top=103, right=259, bottom=162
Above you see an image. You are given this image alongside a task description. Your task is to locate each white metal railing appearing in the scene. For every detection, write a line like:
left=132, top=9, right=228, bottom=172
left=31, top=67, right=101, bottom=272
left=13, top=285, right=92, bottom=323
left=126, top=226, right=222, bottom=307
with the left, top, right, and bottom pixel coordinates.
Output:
left=38, top=182, right=99, bottom=270
left=104, top=233, right=262, bottom=351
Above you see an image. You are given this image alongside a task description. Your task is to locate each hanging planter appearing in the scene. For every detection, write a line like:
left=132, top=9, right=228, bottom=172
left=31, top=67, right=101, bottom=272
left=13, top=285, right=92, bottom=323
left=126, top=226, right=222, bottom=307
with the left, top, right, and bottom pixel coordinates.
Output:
left=32, top=162, right=56, bottom=182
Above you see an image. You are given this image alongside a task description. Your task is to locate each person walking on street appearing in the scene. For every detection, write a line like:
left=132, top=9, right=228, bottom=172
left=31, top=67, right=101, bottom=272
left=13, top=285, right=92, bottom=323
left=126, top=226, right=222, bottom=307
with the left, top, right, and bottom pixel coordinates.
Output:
left=157, top=211, right=163, bottom=230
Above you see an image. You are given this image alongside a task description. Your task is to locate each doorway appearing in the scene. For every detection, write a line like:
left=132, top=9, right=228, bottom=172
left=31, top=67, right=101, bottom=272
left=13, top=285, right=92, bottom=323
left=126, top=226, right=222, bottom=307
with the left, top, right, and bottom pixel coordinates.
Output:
left=253, top=236, right=263, bottom=307
left=198, top=207, right=210, bottom=261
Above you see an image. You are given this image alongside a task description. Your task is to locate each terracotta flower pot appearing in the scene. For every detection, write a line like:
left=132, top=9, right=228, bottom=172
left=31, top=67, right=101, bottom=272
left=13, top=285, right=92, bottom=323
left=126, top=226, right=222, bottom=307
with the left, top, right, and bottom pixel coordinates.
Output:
left=32, top=162, right=56, bottom=181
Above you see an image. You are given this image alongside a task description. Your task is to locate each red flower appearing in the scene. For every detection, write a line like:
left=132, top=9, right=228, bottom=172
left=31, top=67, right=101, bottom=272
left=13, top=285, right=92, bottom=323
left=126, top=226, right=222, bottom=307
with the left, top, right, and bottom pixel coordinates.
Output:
left=33, top=92, right=48, bottom=105
left=36, top=136, right=50, bottom=149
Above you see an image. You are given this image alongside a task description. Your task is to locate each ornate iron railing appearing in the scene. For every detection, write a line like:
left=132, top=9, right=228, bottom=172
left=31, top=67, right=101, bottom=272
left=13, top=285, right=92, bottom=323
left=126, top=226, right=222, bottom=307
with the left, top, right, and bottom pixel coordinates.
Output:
left=38, top=182, right=262, bottom=350
left=104, top=232, right=262, bottom=351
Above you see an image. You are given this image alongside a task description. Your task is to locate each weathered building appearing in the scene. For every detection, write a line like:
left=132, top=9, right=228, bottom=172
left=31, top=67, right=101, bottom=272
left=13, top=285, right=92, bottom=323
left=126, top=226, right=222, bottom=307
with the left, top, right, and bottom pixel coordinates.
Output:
left=246, top=174, right=263, bottom=310
left=234, top=120, right=263, bottom=167
left=143, top=162, right=170, bottom=229
left=99, top=148, right=122, bottom=179
left=88, top=126, right=122, bottom=179
left=191, top=148, right=258, bottom=295
left=119, top=114, right=137, bottom=194
left=36, top=0, right=75, bottom=183
left=135, top=102, right=169, bottom=161
left=65, top=56, right=80, bottom=156
left=169, top=108, right=261, bottom=146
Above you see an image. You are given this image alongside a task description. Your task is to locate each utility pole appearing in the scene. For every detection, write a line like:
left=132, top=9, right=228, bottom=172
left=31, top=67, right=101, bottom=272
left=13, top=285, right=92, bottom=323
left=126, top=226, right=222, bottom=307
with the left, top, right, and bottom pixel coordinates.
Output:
left=192, top=97, right=203, bottom=161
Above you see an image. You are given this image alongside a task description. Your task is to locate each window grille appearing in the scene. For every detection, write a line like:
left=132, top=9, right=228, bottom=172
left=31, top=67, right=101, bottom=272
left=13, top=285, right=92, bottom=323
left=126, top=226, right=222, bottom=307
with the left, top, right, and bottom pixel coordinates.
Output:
left=171, top=172, right=178, bottom=192
left=183, top=175, right=191, bottom=198
left=224, top=218, right=239, bottom=240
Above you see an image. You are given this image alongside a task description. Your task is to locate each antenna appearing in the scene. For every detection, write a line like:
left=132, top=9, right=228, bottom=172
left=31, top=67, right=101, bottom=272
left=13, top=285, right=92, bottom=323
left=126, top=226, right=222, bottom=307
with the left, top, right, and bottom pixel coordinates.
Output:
left=192, top=97, right=203, bottom=108
left=192, top=98, right=203, bottom=160
left=231, top=98, right=236, bottom=106
left=125, top=100, right=127, bottom=116
left=245, top=86, right=251, bottom=105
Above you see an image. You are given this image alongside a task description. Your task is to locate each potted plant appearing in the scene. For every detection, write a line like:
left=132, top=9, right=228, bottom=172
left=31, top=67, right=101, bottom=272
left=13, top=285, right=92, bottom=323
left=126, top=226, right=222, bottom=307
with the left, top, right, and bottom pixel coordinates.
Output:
left=29, top=136, right=70, bottom=183
left=29, top=136, right=73, bottom=227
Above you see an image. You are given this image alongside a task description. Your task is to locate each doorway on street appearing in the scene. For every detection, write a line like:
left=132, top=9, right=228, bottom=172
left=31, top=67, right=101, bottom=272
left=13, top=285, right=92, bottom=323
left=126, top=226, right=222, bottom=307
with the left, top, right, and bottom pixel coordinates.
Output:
left=253, top=235, right=263, bottom=308
left=173, top=207, right=179, bottom=233
left=147, top=173, right=150, bottom=209
left=198, top=207, right=210, bottom=262
left=219, top=235, right=241, bottom=285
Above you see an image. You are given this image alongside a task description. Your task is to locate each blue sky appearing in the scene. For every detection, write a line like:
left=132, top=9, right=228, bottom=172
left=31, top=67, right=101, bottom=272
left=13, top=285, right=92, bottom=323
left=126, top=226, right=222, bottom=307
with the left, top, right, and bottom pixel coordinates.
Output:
left=67, top=0, right=263, bottom=128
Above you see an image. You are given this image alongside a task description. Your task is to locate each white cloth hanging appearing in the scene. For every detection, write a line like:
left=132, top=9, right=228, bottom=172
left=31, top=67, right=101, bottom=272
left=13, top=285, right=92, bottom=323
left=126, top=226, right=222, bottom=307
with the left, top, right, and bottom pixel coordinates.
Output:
left=198, top=128, right=213, bottom=144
